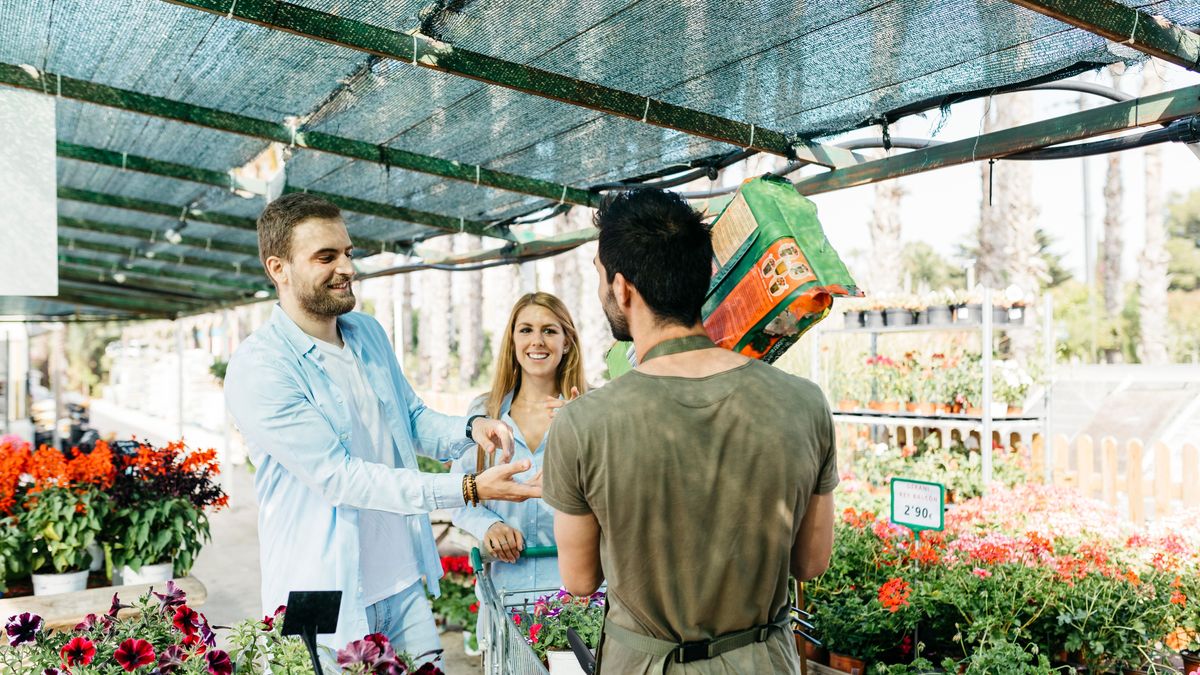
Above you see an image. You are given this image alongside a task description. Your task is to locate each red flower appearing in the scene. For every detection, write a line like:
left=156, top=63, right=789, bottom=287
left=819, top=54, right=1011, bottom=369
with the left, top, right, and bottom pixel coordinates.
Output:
left=114, top=638, right=156, bottom=671
left=877, top=578, right=911, bottom=612
left=529, top=623, right=543, bottom=644
left=204, top=649, right=233, bottom=675
left=182, top=633, right=207, bottom=656
left=60, top=636, right=96, bottom=666
left=512, top=612, right=522, bottom=626
left=173, top=605, right=200, bottom=636
left=469, top=602, right=479, bottom=614
left=972, top=567, right=992, bottom=579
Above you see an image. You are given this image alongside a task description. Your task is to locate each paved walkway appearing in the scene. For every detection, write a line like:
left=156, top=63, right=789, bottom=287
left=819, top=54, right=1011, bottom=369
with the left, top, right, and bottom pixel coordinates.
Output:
left=88, top=400, right=483, bottom=673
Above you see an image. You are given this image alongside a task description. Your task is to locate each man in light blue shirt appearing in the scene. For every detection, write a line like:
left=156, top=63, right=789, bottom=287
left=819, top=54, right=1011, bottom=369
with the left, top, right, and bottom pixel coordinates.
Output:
left=225, top=193, right=541, bottom=665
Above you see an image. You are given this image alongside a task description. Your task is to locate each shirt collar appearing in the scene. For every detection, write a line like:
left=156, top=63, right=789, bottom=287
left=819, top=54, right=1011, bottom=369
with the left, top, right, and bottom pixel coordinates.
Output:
left=269, top=303, right=358, bottom=360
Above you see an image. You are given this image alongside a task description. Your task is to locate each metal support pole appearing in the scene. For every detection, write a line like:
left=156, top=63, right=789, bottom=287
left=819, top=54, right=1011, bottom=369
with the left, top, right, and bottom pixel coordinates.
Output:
left=981, top=287, right=994, bottom=491
left=176, top=320, right=185, bottom=440
left=1042, top=292, right=1055, bottom=484
left=51, top=326, right=64, bottom=451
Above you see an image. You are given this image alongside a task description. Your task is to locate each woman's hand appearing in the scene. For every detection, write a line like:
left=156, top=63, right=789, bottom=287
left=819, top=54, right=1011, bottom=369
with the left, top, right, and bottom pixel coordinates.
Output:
left=484, top=522, right=525, bottom=563
left=545, top=386, right=581, bottom=419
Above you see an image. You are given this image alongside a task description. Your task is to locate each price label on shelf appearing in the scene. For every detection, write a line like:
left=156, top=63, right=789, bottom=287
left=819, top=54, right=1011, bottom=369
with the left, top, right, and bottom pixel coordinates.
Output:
left=890, top=478, right=945, bottom=533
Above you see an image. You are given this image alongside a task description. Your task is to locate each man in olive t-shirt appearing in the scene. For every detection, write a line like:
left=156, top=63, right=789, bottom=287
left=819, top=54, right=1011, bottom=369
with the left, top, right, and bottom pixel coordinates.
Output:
left=543, top=188, right=838, bottom=674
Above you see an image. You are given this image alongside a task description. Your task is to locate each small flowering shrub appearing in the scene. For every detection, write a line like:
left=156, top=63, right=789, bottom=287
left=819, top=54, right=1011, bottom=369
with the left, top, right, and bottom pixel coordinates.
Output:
left=427, top=555, right=478, bottom=630
left=2, top=582, right=443, bottom=674
left=810, top=487, right=1200, bottom=672
left=511, top=590, right=604, bottom=661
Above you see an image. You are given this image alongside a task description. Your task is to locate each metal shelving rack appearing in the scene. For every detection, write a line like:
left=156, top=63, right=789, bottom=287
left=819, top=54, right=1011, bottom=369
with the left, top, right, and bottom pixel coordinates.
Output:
left=812, top=288, right=1054, bottom=490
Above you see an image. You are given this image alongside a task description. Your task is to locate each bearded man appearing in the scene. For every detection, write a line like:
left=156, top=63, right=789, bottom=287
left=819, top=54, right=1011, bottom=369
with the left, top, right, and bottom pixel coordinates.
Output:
left=225, top=193, right=540, bottom=666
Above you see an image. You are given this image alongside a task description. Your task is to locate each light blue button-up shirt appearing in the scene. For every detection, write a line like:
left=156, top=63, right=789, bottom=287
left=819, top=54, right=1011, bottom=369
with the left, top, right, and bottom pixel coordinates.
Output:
left=451, top=392, right=562, bottom=602
left=225, top=305, right=473, bottom=652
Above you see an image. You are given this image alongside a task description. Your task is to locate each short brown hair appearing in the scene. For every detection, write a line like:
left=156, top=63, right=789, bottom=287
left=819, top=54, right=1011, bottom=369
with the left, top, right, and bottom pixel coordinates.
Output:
left=256, top=193, right=342, bottom=283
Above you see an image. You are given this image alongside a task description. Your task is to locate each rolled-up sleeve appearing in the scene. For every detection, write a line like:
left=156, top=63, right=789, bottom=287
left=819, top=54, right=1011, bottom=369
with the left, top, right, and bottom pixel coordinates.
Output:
left=226, top=350, right=465, bottom=513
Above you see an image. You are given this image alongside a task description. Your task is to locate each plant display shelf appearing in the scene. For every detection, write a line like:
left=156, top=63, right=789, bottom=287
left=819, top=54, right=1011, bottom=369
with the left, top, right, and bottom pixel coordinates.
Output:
left=813, top=289, right=1055, bottom=491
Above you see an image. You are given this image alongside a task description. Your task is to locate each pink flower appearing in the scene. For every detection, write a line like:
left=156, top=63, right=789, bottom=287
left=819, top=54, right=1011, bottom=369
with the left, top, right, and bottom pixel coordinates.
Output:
left=972, top=567, right=992, bottom=579
left=529, top=623, right=543, bottom=644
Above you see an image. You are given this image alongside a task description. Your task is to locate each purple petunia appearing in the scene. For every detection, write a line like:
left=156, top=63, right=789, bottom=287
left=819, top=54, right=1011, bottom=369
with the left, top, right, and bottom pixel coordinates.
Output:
left=5, top=612, right=43, bottom=647
left=153, top=580, right=187, bottom=611
left=337, top=637, right=382, bottom=667
left=204, top=649, right=233, bottom=675
left=157, top=645, right=188, bottom=673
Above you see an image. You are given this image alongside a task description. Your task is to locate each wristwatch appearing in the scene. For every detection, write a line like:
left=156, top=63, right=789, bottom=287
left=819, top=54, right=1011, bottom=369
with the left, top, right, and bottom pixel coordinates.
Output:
left=465, top=414, right=488, bottom=441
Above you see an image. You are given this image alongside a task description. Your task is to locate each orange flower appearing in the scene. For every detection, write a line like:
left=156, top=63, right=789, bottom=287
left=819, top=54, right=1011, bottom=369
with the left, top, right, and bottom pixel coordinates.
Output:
left=878, top=577, right=911, bottom=612
left=1171, top=591, right=1187, bottom=606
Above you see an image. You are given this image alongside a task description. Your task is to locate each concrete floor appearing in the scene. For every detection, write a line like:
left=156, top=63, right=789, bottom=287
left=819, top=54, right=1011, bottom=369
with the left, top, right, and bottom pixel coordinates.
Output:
left=90, top=401, right=483, bottom=673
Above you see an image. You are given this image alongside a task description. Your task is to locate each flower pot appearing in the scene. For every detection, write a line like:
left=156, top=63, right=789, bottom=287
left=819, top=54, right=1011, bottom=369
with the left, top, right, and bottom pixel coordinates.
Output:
left=914, top=402, right=936, bottom=415
left=992, top=306, right=1010, bottom=324
left=884, top=308, right=915, bottom=326
left=32, top=569, right=89, bottom=596
left=87, top=541, right=104, bottom=572
left=945, top=489, right=957, bottom=504
left=879, top=400, right=902, bottom=413
left=934, top=403, right=951, bottom=414
left=904, top=402, right=919, bottom=413
left=463, top=630, right=481, bottom=657
left=864, top=310, right=886, bottom=329
left=548, top=649, right=589, bottom=675
left=837, top=399, right=860, bottom=412
left=120, top=561, right=174, bottom=585
left=965, top=406, right=982, bottom=417
left=1182, top=652, right=1200, bottom=675
left=949, top=403, right=963, bottom=414
left=801, top=637, right=828, bottom=665
left=867, top=400, right=885, bottom=411
left=843, top=311, right=863, bottom=329
left=1007, top=405, right=1023, bottom=416
left=926, top=305, right=954, bottom=325
left=956, top=303, right=983, bottom=324
left=828, top=652, right=867, bottom=674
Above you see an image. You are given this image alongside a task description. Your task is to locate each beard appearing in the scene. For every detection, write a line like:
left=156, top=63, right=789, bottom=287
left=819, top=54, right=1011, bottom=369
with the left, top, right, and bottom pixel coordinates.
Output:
left=297, top=275, right=357, bottom=317
left=602, top=286, right=633, bottom=342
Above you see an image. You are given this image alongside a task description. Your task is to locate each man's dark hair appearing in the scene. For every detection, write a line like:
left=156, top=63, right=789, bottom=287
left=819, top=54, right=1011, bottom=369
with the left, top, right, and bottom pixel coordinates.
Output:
left=595, top=188, right=712, bottom=327
left=256, top=193, right=342, bottom=283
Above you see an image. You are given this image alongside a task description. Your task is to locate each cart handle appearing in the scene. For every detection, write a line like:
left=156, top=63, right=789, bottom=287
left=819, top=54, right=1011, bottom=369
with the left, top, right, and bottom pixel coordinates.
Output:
left=471, top=545, right=558, bottom=569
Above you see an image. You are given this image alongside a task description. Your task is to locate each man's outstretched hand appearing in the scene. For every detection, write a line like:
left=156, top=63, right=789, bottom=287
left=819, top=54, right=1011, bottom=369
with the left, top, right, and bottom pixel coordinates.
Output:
left=476, top=459, right=542, bottom=503
left=472, top=417, right=515, bottom=462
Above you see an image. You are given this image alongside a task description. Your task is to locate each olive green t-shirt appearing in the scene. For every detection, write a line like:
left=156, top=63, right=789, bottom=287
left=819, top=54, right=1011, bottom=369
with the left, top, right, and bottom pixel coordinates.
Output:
left=543, top=360, right=838, bottom=674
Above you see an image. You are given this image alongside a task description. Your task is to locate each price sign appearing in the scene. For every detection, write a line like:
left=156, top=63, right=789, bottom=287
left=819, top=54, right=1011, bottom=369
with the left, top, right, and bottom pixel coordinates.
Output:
left=890, top=478, right=945, bottom=533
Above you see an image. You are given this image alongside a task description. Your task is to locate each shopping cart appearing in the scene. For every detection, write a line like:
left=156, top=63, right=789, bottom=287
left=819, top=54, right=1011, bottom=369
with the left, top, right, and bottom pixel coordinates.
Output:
left=471, top=545, right=561, bottom=675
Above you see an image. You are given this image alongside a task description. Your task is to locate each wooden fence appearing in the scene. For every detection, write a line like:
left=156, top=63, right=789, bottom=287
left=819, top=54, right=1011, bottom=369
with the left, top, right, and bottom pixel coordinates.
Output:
left=1031, top=434, right=1200, bottom=523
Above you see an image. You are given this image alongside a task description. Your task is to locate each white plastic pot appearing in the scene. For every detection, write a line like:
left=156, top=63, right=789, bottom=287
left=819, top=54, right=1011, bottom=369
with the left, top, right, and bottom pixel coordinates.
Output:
left=87, top=541, right=104, bottom=572
left=32, top=569, right=89, bottom=596
left=120, top=561, right=174, bottom=585
left=547, top=649, right=589, bottom=675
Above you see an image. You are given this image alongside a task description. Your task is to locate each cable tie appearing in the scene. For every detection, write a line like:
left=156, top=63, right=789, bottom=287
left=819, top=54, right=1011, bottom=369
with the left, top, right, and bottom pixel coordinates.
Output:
left=475, top=164, right=481, bottom=187
left=55, top=73, right=61, bottom=98
left=1121, top=10, right=1139, bottom=45
left=235, top=262, right=242, bottom=274
left=179, top=205, right=189, bottom=221
left=150, top=230, right=157, bottom=244
left=412, top=33, right=419, bottom=65
left=121, top=152, right=128, bottom=171
left=206, top=238, right=212, bottom=251
left=178, top=254, right=185, bottom=264
left=558, top=185, right=567, bottom=205
left=226, top=0, right=238, bottom=19
left=747, top=124, right=756, bottom=149
left=459, top=216, right=465, bottom=233
left=642, top=97, right=651, bottom=123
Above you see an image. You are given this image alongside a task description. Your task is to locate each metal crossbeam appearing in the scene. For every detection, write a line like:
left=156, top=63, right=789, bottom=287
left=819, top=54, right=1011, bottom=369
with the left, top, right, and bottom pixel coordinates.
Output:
left=58, top=236, right=264, bottom=277
left=0, top=62, right=594, bottom=207
left=58, top=253, right=266, bottom=293
left=53, top=287, right=182, bottom=317
left=1008, top=0, right=1200, bottom=71
left=794, top=83, right=1200, bottom=196
left=56, top=185, right=403, bottom=253
left=59, top=261, right=235, bottom=299
left=161, top=0, right=863, bottom=169
left=59, top=216, right=260, bottom=257
left=56, top=141, right=508, bottom=240
left=58, top=277, right=211, bottom=307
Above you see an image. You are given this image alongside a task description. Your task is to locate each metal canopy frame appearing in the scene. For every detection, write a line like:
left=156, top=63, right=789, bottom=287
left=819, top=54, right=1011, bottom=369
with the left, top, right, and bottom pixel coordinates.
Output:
left=1008, top=0, right=1200, bottom=71
left=161, top=0, right=863, bottom=170
left=4, top=0, right=1199, bottom=320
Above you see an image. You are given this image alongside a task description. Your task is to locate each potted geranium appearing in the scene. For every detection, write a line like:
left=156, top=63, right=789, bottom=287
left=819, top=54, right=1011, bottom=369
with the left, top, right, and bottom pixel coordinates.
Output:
left=513, top=590, right=605, bottom=674
left=106, top=442, right=227, bottom=584
left=429, top=555, right=479, bottom=653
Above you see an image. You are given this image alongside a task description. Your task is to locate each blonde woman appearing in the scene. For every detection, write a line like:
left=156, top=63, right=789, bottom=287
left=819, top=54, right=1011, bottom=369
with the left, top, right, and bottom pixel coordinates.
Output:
left=452, top=292, right=587, bottom=597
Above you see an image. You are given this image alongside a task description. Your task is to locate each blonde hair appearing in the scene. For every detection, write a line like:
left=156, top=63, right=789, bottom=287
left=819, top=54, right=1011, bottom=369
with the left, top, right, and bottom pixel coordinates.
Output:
left=485, top=292, right=588, bottom=420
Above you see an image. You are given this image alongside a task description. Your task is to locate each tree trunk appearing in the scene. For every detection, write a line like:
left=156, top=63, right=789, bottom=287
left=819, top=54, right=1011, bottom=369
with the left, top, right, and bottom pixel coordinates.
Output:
left=977, top=98, right=1008, bottom=290
left=371, top=253, right=395, bottom=347
left=1138, top=62, right=1171, bottom=365
left=869, top=154, right=904, bottom=294
left=457, top=234, right=485, bottom=387
left=1101, top=67, right=1126, bottom=319
left=418, top=238, right=452, bottom=391
left=554, top=209, right=587, bottom=319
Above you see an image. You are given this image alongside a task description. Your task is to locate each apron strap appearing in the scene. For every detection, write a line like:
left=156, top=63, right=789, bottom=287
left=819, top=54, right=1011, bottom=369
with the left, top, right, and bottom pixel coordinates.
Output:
left=641, top=335, right=717, bottom=364
left=602, top=604, right=792, bottom=667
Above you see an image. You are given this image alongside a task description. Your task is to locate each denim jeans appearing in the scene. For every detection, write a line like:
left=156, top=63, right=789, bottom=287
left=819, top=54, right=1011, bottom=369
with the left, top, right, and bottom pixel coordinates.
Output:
left=366, top=581, right=443, bottom=666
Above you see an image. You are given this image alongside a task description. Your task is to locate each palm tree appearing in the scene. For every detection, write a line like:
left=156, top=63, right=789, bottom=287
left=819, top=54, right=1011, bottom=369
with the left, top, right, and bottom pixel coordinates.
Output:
left=1137, top=61, right=1171, bottom=364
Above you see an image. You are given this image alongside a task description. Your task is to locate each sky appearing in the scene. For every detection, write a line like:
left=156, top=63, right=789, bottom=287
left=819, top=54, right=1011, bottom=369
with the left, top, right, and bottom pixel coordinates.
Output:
left=795, top=60, right=1200, bottom=287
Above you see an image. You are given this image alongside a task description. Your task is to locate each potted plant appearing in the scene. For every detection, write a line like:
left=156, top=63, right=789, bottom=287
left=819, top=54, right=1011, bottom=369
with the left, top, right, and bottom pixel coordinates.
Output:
left=106, top=442, right=227, bottom=584
left=863, top=300, right=887, bottom=329
left=883, top=297, right=918, bottom=328
left=24, top=486, right=108, bottom=596
left=840, top=298, right=868, bottom=329
left=923, top=290, right=956, bottom=326
left=953, top=289, right=983, bottom=324
left=428, top=555, right=479, bottom=653
left=513, top=590, right=605, bottom=674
